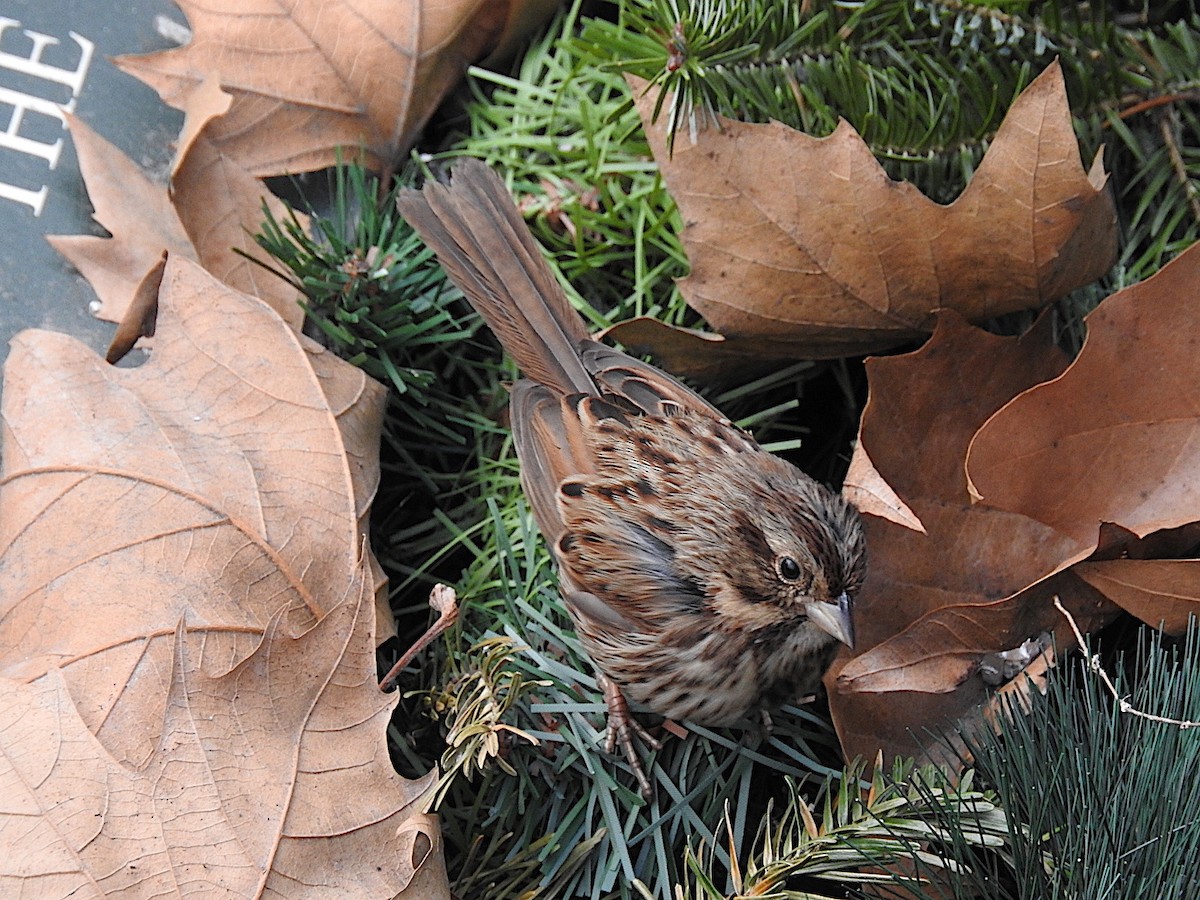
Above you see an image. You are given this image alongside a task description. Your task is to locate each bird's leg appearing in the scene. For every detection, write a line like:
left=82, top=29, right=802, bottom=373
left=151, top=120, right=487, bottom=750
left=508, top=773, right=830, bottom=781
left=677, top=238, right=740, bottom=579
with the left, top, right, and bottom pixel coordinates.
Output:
left=598, top=674, right=662, bottom=798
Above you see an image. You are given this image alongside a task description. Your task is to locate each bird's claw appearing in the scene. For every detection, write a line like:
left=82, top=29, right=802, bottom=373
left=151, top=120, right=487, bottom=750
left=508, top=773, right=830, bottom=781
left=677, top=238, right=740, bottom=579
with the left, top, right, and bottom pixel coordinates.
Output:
left=599, top=675, right=661, bottom=798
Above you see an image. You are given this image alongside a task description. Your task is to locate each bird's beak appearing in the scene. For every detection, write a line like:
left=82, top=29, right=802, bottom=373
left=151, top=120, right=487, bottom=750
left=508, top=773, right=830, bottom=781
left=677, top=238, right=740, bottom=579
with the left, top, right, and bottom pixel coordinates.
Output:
left=806, top=593, right=855, bottom=649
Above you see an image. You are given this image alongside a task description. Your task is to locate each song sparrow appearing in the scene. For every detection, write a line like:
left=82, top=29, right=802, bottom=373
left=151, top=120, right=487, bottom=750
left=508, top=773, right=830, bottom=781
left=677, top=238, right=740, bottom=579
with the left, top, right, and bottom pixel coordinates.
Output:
left=397, top=161, right=866, bottom=793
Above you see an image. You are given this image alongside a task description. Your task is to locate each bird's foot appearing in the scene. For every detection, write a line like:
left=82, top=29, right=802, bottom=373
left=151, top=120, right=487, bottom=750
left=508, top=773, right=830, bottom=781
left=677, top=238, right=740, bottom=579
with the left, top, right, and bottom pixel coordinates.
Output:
left=599, top=674, right=662, bottom=798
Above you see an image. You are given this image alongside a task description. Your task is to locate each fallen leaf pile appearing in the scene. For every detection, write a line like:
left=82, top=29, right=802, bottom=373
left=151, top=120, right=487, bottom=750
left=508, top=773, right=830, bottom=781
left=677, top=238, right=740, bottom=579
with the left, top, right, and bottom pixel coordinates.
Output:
left=53, top=0, right=556, bottom=336
left=0, top=255, right=451, bottom=895
left=829, top=242, right=1200, bottom=764
left=611, top=61, right=1118, bottom=370
left=0, top=589, right=442, bottom=897
left=596, top=57, right=1192, bottom=765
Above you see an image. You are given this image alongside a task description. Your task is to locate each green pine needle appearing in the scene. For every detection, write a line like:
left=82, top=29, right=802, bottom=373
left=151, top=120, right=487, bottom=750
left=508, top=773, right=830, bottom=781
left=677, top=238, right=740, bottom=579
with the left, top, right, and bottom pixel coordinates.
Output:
left=949, top=621, right=1200, bottom=898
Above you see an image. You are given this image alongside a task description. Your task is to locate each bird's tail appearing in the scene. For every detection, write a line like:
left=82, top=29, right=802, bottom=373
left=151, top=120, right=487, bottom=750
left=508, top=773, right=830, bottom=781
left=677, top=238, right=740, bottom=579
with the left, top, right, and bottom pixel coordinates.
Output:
left=396, top=159, right=595, bottom=397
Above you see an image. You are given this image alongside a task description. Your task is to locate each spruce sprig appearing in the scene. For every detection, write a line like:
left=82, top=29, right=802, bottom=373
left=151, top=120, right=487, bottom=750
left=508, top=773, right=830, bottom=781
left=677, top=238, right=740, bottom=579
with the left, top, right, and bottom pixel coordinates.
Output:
left=673, top=758, right=1008, bottom=899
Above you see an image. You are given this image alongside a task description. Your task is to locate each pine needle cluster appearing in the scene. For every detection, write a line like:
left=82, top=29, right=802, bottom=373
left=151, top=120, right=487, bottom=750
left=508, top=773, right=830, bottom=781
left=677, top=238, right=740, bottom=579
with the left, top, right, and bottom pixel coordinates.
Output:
left=952, top=623, right=1200, bottom=898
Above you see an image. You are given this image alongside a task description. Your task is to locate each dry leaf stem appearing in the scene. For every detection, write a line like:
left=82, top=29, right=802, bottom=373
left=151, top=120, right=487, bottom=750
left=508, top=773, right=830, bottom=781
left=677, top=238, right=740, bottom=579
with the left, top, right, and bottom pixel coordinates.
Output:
left=1054, top=596, right=1200, bottom=729
left=380, top=584, right=460, bottom=691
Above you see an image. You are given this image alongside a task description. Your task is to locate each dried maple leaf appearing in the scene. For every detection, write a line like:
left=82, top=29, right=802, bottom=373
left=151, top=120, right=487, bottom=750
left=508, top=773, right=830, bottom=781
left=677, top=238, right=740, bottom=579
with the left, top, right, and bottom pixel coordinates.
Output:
left=617, top=61, right=1116, bottom=362
left=967, top=240, right=1200, bottom=635
left=968, top=241, right=1200, bottom=543
left=1073, top=559, right=1200, bottom=634
left=107, top=249, right=167, bottom=363
left=595, top=316, right=775, bottom=381
left=842, top=443, right=925, bottom=535
left=826, top=312, right=1118, bottom=764
left=50, top=115, right=305, bottom=333
left=115, top=0, right=546, bottom=177
left=47, top=114, right=196, bottom=325
left=172, top=127, right=307, bottom=330
left=171, top=70, right=234, bottom=178
left=0, top=589, right=446, bottom=898
left=0, top=256, right=388, bottom=766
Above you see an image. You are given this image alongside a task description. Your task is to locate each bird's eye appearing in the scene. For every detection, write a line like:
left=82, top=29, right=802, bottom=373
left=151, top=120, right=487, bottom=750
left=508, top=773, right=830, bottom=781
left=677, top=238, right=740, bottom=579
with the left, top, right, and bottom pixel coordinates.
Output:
left=777, top=556, right=802, bottom=582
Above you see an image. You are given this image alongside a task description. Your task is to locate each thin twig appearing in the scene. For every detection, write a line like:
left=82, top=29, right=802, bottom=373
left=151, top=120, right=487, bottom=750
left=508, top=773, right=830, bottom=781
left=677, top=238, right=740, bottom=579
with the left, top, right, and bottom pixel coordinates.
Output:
left=1156, top=108, right=1200, bottom=224
left=379, top=583, right=460, bottom=691
left=1119, top=90, right=1200, bottom=120
left=1053, top=596, right=1200, bottom=728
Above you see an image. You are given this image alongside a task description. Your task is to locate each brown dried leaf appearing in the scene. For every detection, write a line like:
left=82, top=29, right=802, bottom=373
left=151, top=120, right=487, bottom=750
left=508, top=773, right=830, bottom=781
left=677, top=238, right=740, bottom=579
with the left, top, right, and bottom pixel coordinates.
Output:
left=0, top=256, right=387, bottom=765
left=106, top=249, right=166, bottom=363
left=824, top=312, right=1121, bottom=762
left=171, top=69, right=234, bottom=179
left=480, top=0, right=560, bottom=66
left=115, top=0, right=530, bottom=176
left=50, top=115, right=305, bottom=334
left=967, top=240, right=1200, bottom=546
left=47, top=114, right=196, bottom=325
left=843, top=312, right=1073, bottom=643
left=630, top=61, right=1116, bottom=360
left=172, top=124, right=307, bottom=330
left=830, top=243, right=1200, bottom=760
left=598, top=316, right=782, bottom=380
left=303, top=336, right=395, bottom=639
left=0, top=589, right=445, bottom=898
left=836, top=576, right=1110, bottom=697
left=1074, top=559, right=1200, bottom=634
left=842, top=442, right=925, bottom=534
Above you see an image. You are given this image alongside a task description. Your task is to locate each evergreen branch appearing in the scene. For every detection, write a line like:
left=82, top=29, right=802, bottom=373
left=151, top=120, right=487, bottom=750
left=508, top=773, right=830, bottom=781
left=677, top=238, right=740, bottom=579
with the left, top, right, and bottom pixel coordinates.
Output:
left=253, top=164, right=474, bottom=399
left=425, top=633, right=551, bottom=806
left=951, top=617, right=1200, bottom=897
left=454, top=0, right=690, bottom=331
left=591, top=0, right=1117, bottom=170
left=675, top=758, right=1009, bottom=898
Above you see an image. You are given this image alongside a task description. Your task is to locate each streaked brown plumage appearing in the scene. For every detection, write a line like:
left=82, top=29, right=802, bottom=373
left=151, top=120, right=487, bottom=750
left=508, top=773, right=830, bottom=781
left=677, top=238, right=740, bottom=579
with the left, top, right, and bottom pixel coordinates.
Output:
left=397, top=160, right=866, bottom=792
